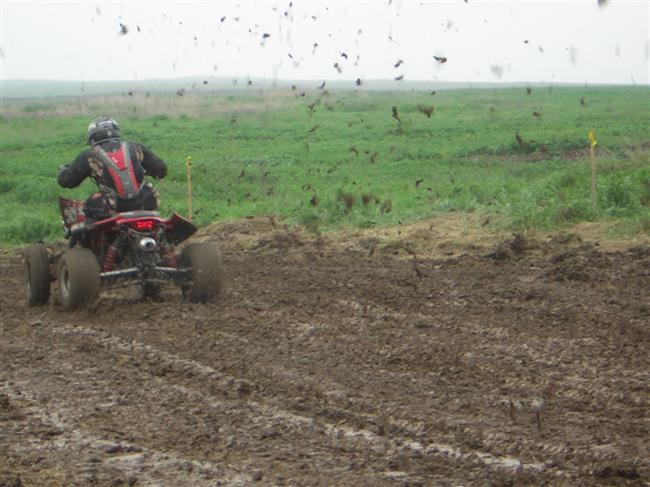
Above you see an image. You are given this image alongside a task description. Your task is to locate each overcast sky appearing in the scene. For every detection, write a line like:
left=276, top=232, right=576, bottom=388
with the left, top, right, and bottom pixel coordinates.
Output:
left=1, top=0, right=649, bottom=85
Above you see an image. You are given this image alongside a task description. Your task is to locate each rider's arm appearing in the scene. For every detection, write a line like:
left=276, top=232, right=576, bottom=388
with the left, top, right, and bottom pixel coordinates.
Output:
left=136, top=143, right=167, bottom=179
left=57, top=150, right=92, bottom=188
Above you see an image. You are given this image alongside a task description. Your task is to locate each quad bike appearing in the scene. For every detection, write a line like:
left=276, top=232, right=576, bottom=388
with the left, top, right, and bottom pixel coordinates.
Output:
left=24, top=197, right=224, bottom=310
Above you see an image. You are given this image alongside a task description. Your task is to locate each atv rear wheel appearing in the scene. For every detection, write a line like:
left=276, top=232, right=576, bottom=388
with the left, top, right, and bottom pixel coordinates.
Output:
left=24, top=243, right=51, bottom=306
left=57, top=248, right=100, bottom=311
left=178, top=243, right=224, bottom=303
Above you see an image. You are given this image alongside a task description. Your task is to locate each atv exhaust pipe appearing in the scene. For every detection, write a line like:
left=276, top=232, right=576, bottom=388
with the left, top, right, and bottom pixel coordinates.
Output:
left=138, top=237, right=157, bottom=252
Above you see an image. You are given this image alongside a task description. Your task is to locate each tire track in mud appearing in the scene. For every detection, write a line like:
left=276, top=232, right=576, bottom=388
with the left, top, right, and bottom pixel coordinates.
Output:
left=330, top=301, right=650, bottom=471
left=3, top=318, right=557, bottom=484
left=351, top=300, right=650, bottom=408
left=2, top=322, right=476, bottom=485
left=2, top=235, right=650, bottom=484
left=19, top=321, right=555, bottom=475
left=200, top=247, right=649, bottom=482
left=6, top=303, right=645, bottom=480
left=1, top=380, right=252, bottom=487
left=5, top=335, right=389, bottom=485
left=220, top=294, right=648, bottom=479
left=164, top=279, right=648, bottom=479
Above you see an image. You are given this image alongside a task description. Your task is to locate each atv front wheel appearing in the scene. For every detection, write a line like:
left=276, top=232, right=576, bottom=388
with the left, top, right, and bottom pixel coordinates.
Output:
left=178, top=243, right=224, bottom=303
left=57, top=248, right=100, bottom=311
left=24, top=243, right=51, bottom=306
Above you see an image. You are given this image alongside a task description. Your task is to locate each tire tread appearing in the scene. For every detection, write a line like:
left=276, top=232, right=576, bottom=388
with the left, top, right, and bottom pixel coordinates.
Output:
left=58, top=247, right=100, bottom=311
left=179, top=243, right=224, bottom=303
left=25, top=243, right=50, bottom=306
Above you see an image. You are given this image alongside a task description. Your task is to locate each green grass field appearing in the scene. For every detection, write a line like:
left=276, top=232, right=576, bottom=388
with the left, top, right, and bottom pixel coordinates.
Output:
left=1, top=86, right=649, bottom=245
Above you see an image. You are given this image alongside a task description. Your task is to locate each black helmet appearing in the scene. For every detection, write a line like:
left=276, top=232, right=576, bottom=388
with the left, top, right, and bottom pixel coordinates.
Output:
left=87, top=116, right=121, bottom=145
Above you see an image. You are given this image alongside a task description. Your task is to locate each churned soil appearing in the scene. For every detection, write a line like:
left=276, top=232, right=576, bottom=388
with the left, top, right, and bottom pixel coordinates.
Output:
left=1, top=215, right=649, bottom=486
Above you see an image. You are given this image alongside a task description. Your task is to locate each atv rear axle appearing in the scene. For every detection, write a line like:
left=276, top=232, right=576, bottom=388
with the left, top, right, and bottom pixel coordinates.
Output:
left=100, top=266, right=190, bottom=280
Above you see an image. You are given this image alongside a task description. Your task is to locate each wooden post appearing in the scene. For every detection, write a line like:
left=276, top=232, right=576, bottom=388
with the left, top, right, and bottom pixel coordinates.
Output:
left=185, top=155, right=193, bottom=221
left=589, top=131, right=597, bottom=213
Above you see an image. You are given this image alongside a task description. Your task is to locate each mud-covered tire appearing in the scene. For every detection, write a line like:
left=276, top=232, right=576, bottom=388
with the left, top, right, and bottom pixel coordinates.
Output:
left=57, top=248, right=100, bottom=311
left=179, top=243, right=224, bottom=303
left=24, top=243, right=51, bottom=306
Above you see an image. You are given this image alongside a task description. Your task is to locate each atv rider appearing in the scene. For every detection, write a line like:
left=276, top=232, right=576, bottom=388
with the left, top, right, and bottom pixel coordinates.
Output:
left=58, top=116, right=167, bottom=220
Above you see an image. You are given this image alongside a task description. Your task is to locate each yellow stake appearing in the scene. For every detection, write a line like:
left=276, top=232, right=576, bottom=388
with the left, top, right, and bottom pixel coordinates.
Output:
left=588, top=131, right=597, bottom=213
left=185, top=155, right=193, bottom=221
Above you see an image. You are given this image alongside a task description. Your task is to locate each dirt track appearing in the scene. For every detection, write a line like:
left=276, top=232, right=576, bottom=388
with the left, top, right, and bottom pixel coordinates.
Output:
left=1, top=217, right=649, bottom=486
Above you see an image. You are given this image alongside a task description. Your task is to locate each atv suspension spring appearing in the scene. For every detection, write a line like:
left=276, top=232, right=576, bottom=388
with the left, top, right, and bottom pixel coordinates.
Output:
left=162, top=245, right=177, bottom=267
left=101, top=245, right=119, bottom=272
left=101, top=234, right=124, bottom=272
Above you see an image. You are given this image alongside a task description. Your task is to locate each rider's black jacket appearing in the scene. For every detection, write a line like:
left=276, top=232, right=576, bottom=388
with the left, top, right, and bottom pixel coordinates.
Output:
left=57, top=139, right=167, bottom=191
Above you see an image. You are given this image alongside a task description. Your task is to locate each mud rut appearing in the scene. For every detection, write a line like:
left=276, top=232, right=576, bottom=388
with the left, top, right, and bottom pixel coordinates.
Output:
left=1, top=220, right=649, bottom=486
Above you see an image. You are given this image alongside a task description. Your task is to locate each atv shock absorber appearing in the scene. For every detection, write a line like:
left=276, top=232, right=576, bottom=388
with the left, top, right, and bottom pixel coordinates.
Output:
left=101, top=234, right=124, bottom=272
left=161, top=242, right=177, bottom=267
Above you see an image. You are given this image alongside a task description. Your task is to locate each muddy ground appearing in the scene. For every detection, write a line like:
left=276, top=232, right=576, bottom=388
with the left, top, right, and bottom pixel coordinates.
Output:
left=1, top=216, right=649, bottom=486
